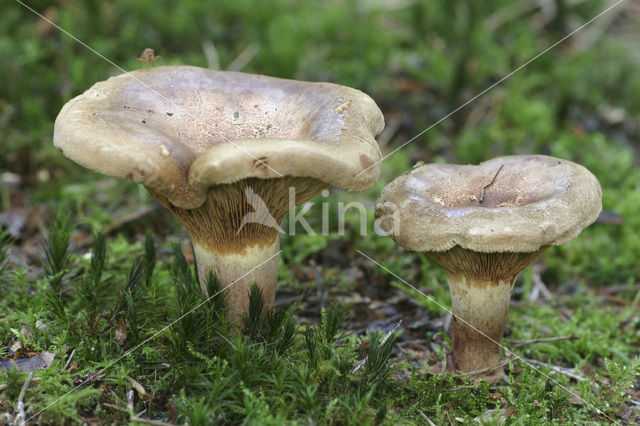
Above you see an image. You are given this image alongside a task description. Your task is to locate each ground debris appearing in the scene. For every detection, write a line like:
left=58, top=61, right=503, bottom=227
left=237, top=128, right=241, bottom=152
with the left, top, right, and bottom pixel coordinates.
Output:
left=0, top=352, right=55, bottom=372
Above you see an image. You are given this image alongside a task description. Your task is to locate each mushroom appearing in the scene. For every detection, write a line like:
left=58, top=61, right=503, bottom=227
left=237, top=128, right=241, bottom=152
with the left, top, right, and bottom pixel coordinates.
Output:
left=375, top=155, right=601, bottom=382
left=54, top=65, right=384, bottom=323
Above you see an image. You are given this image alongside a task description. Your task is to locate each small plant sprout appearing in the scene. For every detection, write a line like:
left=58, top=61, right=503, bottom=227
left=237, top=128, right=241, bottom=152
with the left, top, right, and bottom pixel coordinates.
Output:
left=136, top=48, right=161, bottom=63
left=53, top=66, right=384, bottom=323
left=44, top=210, right=72, bottom=294
left=375, top=155, right=602, bottom=382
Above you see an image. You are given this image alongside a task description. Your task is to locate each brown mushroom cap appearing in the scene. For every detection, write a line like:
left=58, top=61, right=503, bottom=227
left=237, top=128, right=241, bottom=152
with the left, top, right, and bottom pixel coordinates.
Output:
left=54, top=66, right=384, bottom=209
left=376, top=155, right=602, bottom=253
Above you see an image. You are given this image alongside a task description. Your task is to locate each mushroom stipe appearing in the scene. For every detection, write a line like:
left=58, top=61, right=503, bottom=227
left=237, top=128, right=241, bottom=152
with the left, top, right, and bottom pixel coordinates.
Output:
left=428, top=246, right=547, bottom=380
left=148, top=177, right=326, bottom=254
left=148, top=177, right=328, bottom=321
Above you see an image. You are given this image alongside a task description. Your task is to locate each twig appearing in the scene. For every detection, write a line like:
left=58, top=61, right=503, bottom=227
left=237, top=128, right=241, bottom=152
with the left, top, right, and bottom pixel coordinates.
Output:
left=507, top=334, right=580, bottom=347
left=131, top=416, right=177, bottom=426
left=352, top=320, right=402, bottom=374
left=485, top=0, right=553, bottom=30
left=0, top=377, right=41, bottom=393
left=201, top=39, right=220, bottom=70
left=451, top=385, right=477, bottom=391
left=104, top=403, right=178, bottom=425
left=573, top=0, right=626, bottom=50
left=523, top=358, right=594, bottom=387
left=598, top=284, right=640, bottom=295
left=479, top=165, right=504, bottom=203
left=599, top=294, right=639, bottom=306
left=129, top=376, right=152, bottom=400
left=529, top=263, right=553, bottom=302
left=103, top=402, right=129, bottom=413
left=376, top=115, right=403, bottom=148
left=521, top=315, right=553, bottom=334
left=464, top=359, right=511, bottom=377
left=63, top=348, right=76, bottom=371
left=15, top=371, right=33, bottom=426
left=227, top=43, right=259, bottom=72
left=310, top=259, right=324, bottom=309
left=418, top=410, right=437, bottom=426
left=127, top=388, right=135, bottom=415
left=103, top=207, right=151, bottom=236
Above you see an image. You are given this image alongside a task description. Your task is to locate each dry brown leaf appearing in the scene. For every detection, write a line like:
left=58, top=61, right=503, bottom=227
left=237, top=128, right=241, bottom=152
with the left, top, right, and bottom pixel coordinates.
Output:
left=116, top=319, right=127, bottom=346
left=0, top=352, right=55, bottom=372
left=129, top=376, right=152, bottom=401
left=568, top=390, right=584, bottom=405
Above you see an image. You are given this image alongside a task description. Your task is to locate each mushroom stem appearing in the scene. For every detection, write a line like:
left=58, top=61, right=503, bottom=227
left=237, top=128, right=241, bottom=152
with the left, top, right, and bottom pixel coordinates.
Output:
left=446, top=274, right=515, bottom=383
left=193, top=239, right=280, bottom=324
left=427, top=246, right=546, bottom=382
left=151, top=177, right=328, bottom=327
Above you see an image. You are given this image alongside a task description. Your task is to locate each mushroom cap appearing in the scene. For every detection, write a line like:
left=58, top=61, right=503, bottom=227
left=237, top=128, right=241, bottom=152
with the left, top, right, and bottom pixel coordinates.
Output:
left=54, top=66, right=384, bottom=209
left=375, top=155, right=602, bottom=253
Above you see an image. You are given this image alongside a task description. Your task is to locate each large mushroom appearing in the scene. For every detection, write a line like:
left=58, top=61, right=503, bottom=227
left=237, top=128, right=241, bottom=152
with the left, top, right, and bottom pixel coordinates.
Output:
left=54, top=65, right=384, bottom=323
left=375, top=155, right=601, bottom=382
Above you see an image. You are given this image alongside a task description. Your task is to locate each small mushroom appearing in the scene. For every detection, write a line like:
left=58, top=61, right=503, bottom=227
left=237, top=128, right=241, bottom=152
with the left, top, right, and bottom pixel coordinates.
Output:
left=375, top=155, right=601, bottom=382
left=54, top=66, right=384, bottom=323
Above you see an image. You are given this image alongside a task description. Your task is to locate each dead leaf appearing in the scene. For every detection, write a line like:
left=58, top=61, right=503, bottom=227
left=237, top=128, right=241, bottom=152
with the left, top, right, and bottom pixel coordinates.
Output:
left=8, top=338, right=22, bottom=354
left=474, top=405, right=516, bottom=424
left=599, top=106, right=626, bottom=125
left=182, top=243, right=194, bottom=264
left=0, top=209, right=27, bottom=238
left=490, top=391, right=503, bottom=401
left=0, top=171, right=20, bottom=189
left=0, top=377, right=41, bottom=392
left=20, top=325, right=34, bottom=340
left=73, top=371, right=105, bottom=386
left=596, top=210, right=624, bottom=225
left=568, top=390, right=584, bottom=405
left=129, top=376, right=152, bottom=401
left=167, top=398, right=179, bottom=424
left=427, top=361, right=447, bottom=376
left=36, top=7, right=58, bottom=37
left=116, top=319, right=127, bottom=346
left=136, top=48, right=161, bottom=63
left=0, top=352, right=55, bottom=372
